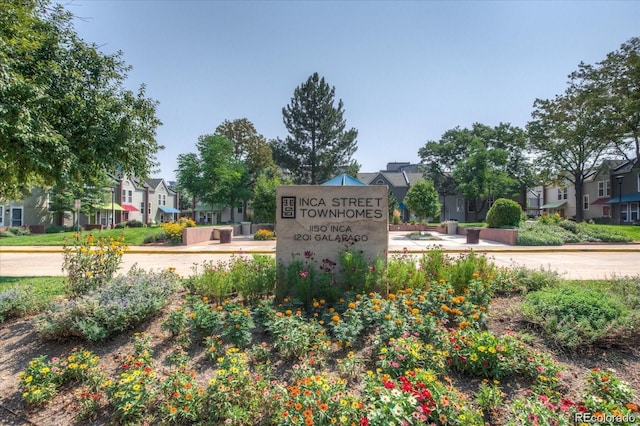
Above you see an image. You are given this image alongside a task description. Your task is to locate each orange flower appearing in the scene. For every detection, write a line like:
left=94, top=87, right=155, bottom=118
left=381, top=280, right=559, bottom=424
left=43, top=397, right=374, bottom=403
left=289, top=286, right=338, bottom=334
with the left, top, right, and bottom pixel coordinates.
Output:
left=319, top=403, right=328, bottom=411
left=627, top=402, right=639, bottom=412
left=303, top=408, right=313, bottom=417
left=304, top=417, right=314, bottom=425
left=294, top=402, right=303, bottom=411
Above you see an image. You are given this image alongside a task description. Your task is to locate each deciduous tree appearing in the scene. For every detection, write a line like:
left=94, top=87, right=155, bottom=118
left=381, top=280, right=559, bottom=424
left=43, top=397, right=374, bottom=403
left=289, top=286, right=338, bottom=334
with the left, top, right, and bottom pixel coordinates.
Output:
left=0, top=0, right=162, bottom=201
left=418, top=123, right=530, bottom=217
left=403, top=180, right=441, bottom=223
left=527, top=78, right=617, bottom=222
left=176, top=135, right=249, bottom=223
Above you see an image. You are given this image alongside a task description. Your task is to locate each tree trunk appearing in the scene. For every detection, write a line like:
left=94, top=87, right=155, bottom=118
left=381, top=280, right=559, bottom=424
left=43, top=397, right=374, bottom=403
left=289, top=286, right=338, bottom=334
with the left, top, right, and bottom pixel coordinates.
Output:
left=574, top=177, right=584, bottom=222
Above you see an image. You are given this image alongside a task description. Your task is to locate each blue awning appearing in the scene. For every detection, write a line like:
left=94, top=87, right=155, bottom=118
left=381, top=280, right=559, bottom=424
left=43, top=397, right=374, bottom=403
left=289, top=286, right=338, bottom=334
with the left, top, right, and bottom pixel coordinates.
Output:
left=158, top=206, right=181, bottom=213
left=606, top=193, right=640, bottom=203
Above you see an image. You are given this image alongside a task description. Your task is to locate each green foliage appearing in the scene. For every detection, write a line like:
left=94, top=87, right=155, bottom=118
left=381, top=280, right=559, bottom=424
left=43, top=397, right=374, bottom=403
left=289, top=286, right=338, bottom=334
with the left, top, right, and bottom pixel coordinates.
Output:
left=19, top=349, right=103, bottom=406
left=0, top=287, right=32, bottom=323
left=419, top=123, right=532, bottom=207
left=518, top=220, right=633, bottom=245
left=249, top=169, right=284, bottom=223
left=521, top=285, right=639, bottom=349
left=0, top=277, right=65, bottom=321
left=177, top=135, right=250, bottom=222
left=271, top=72, right=359, bottom=184
left=517, top=221, right=568, bottom=245
left=13, top=260, right=640, bottom=425
left=403, top=180, right=441, bottom=222
left=0, top=0, right=162, bottom=200
left=62, top=233, right=126, bottom=296
left=186, top=256, right=275, bottom=304
left=231, top=255, right=276, bottom=304
left=35, top=268, right=181, bottom=341
left=486, top=198, right=522, bottom=228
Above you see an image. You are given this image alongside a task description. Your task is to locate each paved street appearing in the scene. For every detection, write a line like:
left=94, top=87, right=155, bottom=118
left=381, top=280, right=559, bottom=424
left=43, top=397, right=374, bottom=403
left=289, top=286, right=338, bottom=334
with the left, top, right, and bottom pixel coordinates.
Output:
left=1, top=232, right=639, bottom=280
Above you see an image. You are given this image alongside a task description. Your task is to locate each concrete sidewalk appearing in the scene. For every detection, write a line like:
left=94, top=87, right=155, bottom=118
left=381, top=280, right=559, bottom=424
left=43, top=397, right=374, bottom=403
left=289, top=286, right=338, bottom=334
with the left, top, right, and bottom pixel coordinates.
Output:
left=1, top=231, right=639, bottom=279
left=2, top=231, right=639, bottom=254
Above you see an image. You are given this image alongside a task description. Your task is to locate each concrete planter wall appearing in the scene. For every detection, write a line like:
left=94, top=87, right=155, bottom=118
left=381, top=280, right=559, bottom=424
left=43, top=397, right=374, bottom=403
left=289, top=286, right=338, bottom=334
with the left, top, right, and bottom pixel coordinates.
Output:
left=459, top=226, right=518, bottom=245
left=388, top=224, right=438, bottom=232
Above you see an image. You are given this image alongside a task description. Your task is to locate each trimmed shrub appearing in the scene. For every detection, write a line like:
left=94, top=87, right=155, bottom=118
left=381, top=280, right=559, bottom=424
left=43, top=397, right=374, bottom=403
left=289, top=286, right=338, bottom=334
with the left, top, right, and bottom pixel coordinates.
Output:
left=126, top=220, right=145, bottom=228
left=486, top=198, right=522, bottom=228
left=8, top=226, right=30, bottom=236
left=0, top=230, right=15, bottom=238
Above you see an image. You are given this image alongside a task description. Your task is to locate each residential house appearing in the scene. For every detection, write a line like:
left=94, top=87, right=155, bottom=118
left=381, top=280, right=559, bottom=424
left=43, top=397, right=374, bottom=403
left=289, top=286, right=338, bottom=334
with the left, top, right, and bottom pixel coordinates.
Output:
left=609, top=159, right=640, bottom=224
left=358, top=162, right=425, bottom=222
left=537, top=159, right=628, bottom=222
left=358, top=162, right=498, bottom=223
left=1, top=176, right=179, bottom=230
left=0, top=188, right=60, bottom=229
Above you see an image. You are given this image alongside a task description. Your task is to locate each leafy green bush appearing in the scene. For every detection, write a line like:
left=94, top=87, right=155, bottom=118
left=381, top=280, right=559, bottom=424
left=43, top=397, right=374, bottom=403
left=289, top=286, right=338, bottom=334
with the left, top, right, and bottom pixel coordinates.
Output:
left=0, top=287, right=32, bottom=322
left=126, top=220, right=144, bottom=228
left=486, top=198, right=522, bottom=228
left=231, top=255, right=276, bottom=304
left=45, top=225, right=77, bottom=233
left=8, top=226, right=30, bottom=236
left=521, top=285, right=638, bottom=349
left=517, top=222, right=567, bottom=245
left=62, top=233, right=126, bottom=296
left=0, top=230, right=15, bottom=238
left=34, top=267, right=181, bottom=341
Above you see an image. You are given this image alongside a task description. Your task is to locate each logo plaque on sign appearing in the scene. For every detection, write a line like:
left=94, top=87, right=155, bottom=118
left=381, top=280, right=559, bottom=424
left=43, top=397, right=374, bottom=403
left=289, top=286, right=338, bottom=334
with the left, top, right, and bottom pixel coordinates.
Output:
left=281, top=196, right=296, bottom=219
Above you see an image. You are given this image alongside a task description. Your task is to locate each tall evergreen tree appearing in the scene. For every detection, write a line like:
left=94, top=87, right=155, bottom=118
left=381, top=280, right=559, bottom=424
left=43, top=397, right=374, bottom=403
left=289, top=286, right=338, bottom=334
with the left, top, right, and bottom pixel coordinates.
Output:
left=272, top=73, right=359, bottom=184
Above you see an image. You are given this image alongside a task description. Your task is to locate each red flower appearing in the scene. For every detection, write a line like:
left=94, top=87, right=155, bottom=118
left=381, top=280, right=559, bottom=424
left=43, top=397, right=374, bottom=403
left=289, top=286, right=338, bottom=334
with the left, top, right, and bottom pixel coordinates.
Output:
left=360, top=417, right=369, bottom=426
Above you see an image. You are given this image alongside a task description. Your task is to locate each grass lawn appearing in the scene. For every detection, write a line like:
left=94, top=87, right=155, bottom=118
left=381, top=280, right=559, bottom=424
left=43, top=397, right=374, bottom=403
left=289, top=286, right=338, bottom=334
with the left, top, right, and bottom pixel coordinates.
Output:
left=588, top=224, right=640, bottom=241
left=0, top=276, right=66, bottom=315
left=0, top=227, right=165, bottom=246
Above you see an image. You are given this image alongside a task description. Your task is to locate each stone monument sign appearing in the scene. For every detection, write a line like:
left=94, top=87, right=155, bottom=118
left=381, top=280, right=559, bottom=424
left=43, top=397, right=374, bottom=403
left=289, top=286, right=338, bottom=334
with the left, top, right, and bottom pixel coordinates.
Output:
left=276, top=185, right=389, bottom=269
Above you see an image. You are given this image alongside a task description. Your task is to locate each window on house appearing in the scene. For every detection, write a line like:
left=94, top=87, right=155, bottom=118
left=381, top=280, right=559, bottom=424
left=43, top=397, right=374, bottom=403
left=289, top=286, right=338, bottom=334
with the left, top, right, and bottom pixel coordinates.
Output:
left=467, top=200, right=476, bottom=213
left=456, top=198, right=464, bottom=213
left=603, top=206, right=611, bottom=216
left=127, top=190, right=132, bottom=203
left=621, top=203, right=629, bottom=222
left=375, top=179, right=385, bottom=185
left=598, top=180, right=610, bottom=197
left=637, top=173, right=640, bottom=192
left=148, top=201, right=152, bottom=215
left=140, top=201, right=145, bottom=212
left=631, top=202, right=639, bottom=222
left=237, top=206, right=242, bottom=214
left=583, top=195, right=589, bottom=211
left=122, top=189, right=127, bottom=202
left=557, top=188, right=568, bottom=200
left=0, top=205, right=3, bottom=225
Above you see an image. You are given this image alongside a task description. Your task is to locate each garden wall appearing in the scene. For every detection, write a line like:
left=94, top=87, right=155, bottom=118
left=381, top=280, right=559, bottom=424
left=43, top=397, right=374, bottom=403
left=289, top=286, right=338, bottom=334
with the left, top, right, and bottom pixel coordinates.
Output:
left=182, top=226, right=217, bottom=245
left=389, top=224, right=438, bottom=232
left=459, top=226, right=518, bottom=245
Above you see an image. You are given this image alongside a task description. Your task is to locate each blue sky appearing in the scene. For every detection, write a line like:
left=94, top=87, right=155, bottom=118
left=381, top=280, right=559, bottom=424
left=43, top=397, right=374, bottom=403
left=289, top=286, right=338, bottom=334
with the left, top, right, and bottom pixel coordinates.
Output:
left=64, top=1, right=639, bottom=181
